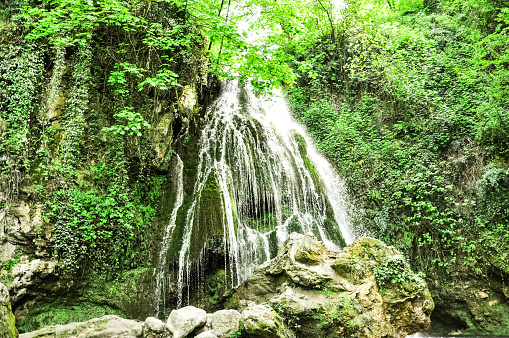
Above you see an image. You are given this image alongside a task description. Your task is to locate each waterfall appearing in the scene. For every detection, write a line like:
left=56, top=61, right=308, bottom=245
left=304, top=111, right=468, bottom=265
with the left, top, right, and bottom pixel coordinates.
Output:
left=154, top=153, right=184, bottom=315
left=157, top=80, right=354, bottom=310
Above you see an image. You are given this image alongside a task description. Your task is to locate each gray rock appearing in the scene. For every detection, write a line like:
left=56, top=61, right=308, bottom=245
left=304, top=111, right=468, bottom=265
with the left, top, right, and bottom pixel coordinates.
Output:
left=241, top=304, right=281, bottom=338
left=167, top=306, right=207, bottom=338
left=195, top=330, right=218, bottom=338
left=210, top=309, right=241, bottom=338
left=145, top=316, right=169, bottom=337
left=0, top=282, right=17, bottom=338
left=20, top=315, right=143, bottom=338
left=145, top=317, right=165, bottom=332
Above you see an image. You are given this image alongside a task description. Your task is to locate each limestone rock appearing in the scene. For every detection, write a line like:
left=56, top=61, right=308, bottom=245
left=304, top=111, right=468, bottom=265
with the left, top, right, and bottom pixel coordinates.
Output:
left=167, top=306, right=207, bottom=338
left=10, top=258, right=58, bottom=304
left=0, top=282, right=17, bottom=338
left=20, top=315, right=143, bottom=338
left=241, top=304, right=282, bottom=338
left=210, top=309, right=241, bottom=338
left=226, top=233, right=434, bottom=338
left=0, top=201, right=58, bottom=306
left=145, top=317, right=169, bottom=338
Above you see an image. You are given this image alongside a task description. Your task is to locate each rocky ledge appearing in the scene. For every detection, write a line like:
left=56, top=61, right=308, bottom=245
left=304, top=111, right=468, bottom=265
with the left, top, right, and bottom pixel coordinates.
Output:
left=18, top=233, right=433, bottom=338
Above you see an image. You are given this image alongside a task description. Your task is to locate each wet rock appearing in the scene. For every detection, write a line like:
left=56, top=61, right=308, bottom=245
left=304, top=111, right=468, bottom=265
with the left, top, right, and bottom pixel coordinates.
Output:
left=226, top=233, right=434, bottom=338
left=167, top=306, right=207, bottom=338
left=0, top=282, right=17, bottom=338
left=210, top=309, right=241, bottom=338
left=19, top=315, right=143, bottom=338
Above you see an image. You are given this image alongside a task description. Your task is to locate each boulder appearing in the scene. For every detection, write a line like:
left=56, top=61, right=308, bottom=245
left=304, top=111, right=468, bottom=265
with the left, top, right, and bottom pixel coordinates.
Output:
left=210, top=309, right=241, bottom=338
left=145, top=317, right=165, bottom=332
left=167, top=306, right=207, bottom=338
left=0, top=282, right=17, bottom=338
left=145, top=317, right=169, bottom=338
left=241, top=304, right=282, bottom=338
left=225, top=233, right=434, bottom=338
left=19, top=315, right=143, bottom=338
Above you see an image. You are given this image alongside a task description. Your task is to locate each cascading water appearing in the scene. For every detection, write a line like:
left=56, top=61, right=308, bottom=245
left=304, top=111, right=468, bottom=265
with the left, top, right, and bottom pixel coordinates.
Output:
left=154, top=153, right=184, bottom=314
left=157, top=80, right=354, bottom=310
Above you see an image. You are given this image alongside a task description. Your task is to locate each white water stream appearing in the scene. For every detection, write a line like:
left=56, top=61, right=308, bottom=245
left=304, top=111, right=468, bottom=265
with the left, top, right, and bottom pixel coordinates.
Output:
left=154, top=153, right=184, bottom=314
left=156, top=80, right=354, bottom=310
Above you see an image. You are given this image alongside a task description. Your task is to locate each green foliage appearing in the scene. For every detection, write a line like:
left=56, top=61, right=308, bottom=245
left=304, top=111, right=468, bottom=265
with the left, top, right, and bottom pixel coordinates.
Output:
left=102, top=107, right=151, bottom=137
left=22, top=0, right=141, bottom=46
left=0, top=43, right=44, bottom=203
left=282, top=0, right=508, bottom=295
left=46, top=167, right=165, bottom=274
left=374, top=257, right=425, bottom=290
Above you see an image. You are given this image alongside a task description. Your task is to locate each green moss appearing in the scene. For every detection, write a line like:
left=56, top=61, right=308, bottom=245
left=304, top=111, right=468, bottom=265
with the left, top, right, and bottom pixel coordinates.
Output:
left=189, top=170, right=225, bottom=259
left=461, top=302, right=509, bottom=336
left=17, top=300, right=124, bottom=333
left=293, top=133, right=323, bottom=195
left=204, top=269, right=226, bottom=308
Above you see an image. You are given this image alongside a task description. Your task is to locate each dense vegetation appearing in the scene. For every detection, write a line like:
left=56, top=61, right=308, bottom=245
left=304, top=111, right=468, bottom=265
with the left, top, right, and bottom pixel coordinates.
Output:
left=1, top=0, right=508, bottom=334
left=248, top=0, right=509, bottom=333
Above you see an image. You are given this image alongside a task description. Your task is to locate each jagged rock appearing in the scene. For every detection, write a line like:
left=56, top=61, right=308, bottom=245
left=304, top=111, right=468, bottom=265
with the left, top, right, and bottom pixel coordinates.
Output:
left=210, top=309, right=241, bottom=338
left=241, top=304, right=282, bottom=338
left=225, top=233, right=434, bottom=338
left=10, top=258, right=58, bottom=304
left=0, top=282, right=17, bottom=338
left=0, top=201, right=58, bottom=308
left=195, top=330, right=218, bottom=338
left=167, top=306, right=207, bottom=338
left=19, top=315, right=143, bottom=338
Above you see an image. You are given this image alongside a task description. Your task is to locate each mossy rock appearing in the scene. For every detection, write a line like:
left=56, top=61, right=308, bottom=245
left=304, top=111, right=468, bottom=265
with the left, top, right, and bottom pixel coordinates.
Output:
left=0, top=282, right=17, bottom=338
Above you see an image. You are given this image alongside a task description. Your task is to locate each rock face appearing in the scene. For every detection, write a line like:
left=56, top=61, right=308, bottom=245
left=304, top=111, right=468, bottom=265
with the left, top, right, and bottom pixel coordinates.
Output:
left=0, top=202, right=60, bottom=308
left=0, top=282, right=18, bottom=338
left=19, top=315, right=143, bottom=338
left=225, top=233, right=434, bottom=338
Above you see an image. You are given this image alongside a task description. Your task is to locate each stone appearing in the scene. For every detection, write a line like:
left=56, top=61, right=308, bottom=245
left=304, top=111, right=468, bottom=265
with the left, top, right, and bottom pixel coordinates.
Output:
left=195, top=330, right=218, bottom=338
left=20, top=315, right=143, bottom=338
left=167, top=306, right=207, bottom=338
left=0, top=282, right=18, bottom=338
left=241, top=304, right=282, bottom=338
left=210, top=309, right=241, bottom=338
left=192, top=313, right=212, bottom=336
left=225, top=233, right=434, bottom=338
left=145, top=317, right=165, bottom=332
left=145, top=316, right=169, bottom=337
